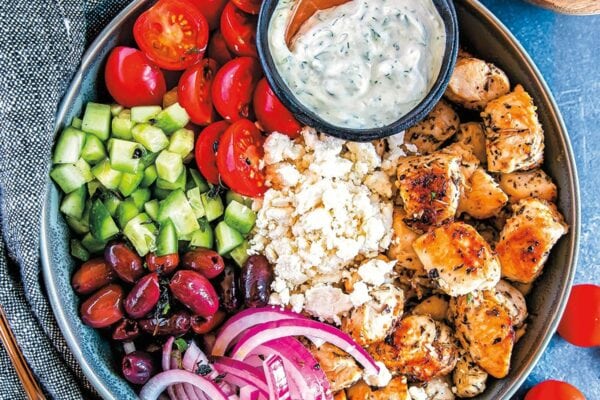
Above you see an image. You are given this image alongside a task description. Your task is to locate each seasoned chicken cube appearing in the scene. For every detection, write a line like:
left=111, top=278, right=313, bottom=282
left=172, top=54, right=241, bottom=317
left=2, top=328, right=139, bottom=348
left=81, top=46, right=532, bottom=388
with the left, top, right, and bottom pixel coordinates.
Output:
left=452, top=350, right=488, bottom=398
left=347, top=377, right=410, bottom=400
left=308, top=342, right=362, bottom=392
left=445, top=56, right=510, bottom=110
left=498, top=169, right=558, bottom=203
left=396, top=153, right=463, bottom=232
left=412, top=294, right=449, bottom=321
left=458, top=168, right=509, bottom=219
left=405, top=100, right=460, bottom=154
left=495, top=280, right=528, bottom=326
left=496, top=198, right=568, bottom=283
left=369, top=315, right=458, bottom=381
left=482, top=85, right=545, bottom=173
left=439, top=142, right=480, bottom=182
left=342, top=284, right=405, bottom=346
left=334, top=391, right=348, bottom=400
left=455, top=122, right=487, bottom=164
left=449, top=290, right=515, bottom=378
left=413, top=222, right=501, bottom=297
left=408, top=377, right=456, bottom=400
left=388, top=207, right=428, bottom=276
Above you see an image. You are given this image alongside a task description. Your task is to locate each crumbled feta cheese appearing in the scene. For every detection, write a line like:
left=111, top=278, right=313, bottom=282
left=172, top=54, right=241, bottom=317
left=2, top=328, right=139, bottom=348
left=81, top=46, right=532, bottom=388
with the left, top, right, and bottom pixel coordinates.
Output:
left=357, top=259, right=396, bottom=286
left=304, top=286, right=353, bottom=324
left=363, top=362, right=392, bottom=388
left=349, top=281, right=371, bottom=307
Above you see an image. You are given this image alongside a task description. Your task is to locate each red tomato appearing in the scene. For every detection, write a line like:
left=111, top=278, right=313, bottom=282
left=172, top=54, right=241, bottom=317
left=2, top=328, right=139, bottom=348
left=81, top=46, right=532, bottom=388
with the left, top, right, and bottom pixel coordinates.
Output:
left=231, top=0, right=262, bottom=15
left=212, top=57, right=263, bottom=122
left=104, top=47, right=166, bottom=108
left=178, top=58, right=219, bottom=126
left=208, top=31, right=235, bottom=67
left=217, top=119, right=266, bottom=197
left=557, top=284, right=600, bottom=347
left=220, top=2, right=258, bottom=57
left=525, top=380, right=585, bottom=400
left=253, top=78, right=301, bottom=138
left=133, top=0, right=209, bottom=70
left=187, top=0, right=228, bottom=30
left=195, top=121, right=230, bottom=184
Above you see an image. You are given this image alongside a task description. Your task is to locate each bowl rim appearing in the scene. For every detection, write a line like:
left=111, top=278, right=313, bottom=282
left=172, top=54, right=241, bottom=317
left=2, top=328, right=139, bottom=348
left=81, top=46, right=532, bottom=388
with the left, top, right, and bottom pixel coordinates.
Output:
left=256, top=0, right=460, bottom=141
left=40, top=0, right=580, bottom=399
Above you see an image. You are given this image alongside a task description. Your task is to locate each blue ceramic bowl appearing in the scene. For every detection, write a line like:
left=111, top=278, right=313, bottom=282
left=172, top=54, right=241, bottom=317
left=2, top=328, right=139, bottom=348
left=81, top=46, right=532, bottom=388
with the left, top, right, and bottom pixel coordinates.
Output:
left=41, top=1, right=579, bottom=399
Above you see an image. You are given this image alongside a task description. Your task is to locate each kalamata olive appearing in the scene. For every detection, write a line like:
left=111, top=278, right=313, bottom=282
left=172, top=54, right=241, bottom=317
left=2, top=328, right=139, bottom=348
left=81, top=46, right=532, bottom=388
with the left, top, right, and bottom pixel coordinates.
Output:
left=190, top=310, right=226, bottom=335
left=139, top=311, right=191, bottom=336
left=71, top=258, right=115, bottom=295
left=216, top=263, right=242, bottom=313
left=112, top=319, right=140, bottom=341
left=241, top=255, right=274, bottom=308
left=169, top=270, right=219, bottom=317
left=80, top=284, right=124, bottom=328
left=146, top=252, right=179, bottom=275
left=122, top=351, right=155, bottom=385
left=124, top=273, right=160, bottom=319
left=182, top=248, right=225, bottom=279
left=104, top=242, right=144, bottom=284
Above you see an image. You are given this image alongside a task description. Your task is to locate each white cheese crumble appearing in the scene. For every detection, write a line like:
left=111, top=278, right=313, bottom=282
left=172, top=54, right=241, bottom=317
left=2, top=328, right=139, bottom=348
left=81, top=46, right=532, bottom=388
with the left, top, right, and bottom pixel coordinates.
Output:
left=363, top=361, right=393, bottom=388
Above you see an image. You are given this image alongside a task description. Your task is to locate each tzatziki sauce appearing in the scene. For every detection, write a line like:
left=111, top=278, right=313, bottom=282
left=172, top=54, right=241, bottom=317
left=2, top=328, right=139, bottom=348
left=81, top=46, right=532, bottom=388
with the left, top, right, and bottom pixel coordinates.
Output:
left=268, top=0, right=446, bottom=129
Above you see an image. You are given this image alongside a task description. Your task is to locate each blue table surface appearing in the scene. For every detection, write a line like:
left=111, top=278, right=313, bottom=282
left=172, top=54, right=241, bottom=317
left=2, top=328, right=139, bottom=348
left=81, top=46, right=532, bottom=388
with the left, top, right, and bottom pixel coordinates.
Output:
left=479, top=1, right=600, bottom=398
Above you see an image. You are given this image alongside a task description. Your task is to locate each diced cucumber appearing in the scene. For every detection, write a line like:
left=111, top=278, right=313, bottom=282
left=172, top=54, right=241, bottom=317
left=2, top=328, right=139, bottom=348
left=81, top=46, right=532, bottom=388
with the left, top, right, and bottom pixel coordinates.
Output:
left=123, top=213, right=157, bottom=256
left=53, top=127, right=86, bottom=164
left=118, top=170, right=144, bottom=197
left=154, top=103, right=189, bottom=134
left=87, top=180, right=101, bottom=197
left=75, top=158, right=94, bottom=183
left=144, top=200, right=160, bottom=221
left=111, top=115, right=134, bottom=140
left=82, top=102, right=111, bottom=140
left=101, top=192, right=121, bottom=217
left=66, top=215, right=89, bottom=235
left=132, top=123, right=169, bottom=153
left=189, top=219, right=214, bottom=248
left=60, top=186, right=87, bottom=219
left=81, top=232, right=107, bottom=254
left=153, top=187, right=172, bottom=201
left=110, top=103, right=124, bottom=116
left=131, top=105, right=162, bottom=123
left=186, top=187, right=206, bottom=219
left=91, top=159, right=122, bottom=190
left=189, top=169, right=210, bottom=192
left=140, top=165, right=158, bottom=188
left=109, top=139, right=145, bottom=173
left=224, top=200, right=256, bottom=235
left=89, top=199, right=119, bottom=241
left=71, top=117, right=83, bottom=129
left=157, top=190, right=200, bottom=236
left=225, top=190, right=254, bottom=208
left=201, top=192, right=224, bottom=222
left=168, top=128, right=194, bottom=157
left=131, top=187, right=151, bottom=210
left=51, top=164, right=88, bottom=193
left=155, top=150, right=183, bottom=183
left=156, top=168, right=186, bottom=191
left=140, top=151, right=159, bottom=168
left=230, top=240, right=250, bottom=267
left=157, top=219, right=178, bottom=256
left=81, top=134, right=107, bottom=165
left=215, top=221, right=244, bottom=255
left=117, top=198, right=140, bottom=228
left=70, top=239, right=90, bottom=262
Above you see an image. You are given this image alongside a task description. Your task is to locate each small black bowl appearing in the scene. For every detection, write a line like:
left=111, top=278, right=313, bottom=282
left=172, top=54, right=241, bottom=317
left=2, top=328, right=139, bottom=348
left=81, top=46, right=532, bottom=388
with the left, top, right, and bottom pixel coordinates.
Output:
left=256, top=0, right=460, bottom=142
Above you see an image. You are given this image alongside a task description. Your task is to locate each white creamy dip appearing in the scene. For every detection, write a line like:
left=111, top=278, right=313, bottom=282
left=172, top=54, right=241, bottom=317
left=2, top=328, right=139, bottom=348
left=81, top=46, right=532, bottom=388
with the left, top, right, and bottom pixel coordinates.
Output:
left=268, top=0, right=446, bottom=129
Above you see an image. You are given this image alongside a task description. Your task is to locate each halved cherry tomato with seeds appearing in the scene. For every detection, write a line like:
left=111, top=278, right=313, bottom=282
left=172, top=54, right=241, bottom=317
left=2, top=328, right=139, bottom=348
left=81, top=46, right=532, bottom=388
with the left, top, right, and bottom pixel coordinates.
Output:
left=208, top=31, right=235, bottom=67
left=217, top=119, right=266, bottom=197
left=253, top=78, right=301, bottom=138
left=133, top=0, right=209, bottom=70
left=220, top=2, right=258, bottom=57
left=187, top=0, right=229, bottom=30
left=178, top=58, right=219, bottom=126
left=212, top=57, right=263, bottom=122
left=232, top=0, right=263, bottom=15
left=195, top=121, right=231, bottom=185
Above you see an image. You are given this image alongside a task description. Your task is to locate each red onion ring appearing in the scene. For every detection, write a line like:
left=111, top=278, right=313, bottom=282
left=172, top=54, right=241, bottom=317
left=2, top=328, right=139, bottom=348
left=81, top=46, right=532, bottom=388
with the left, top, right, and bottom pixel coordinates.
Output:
left=139, top=370, right=229, bottom=400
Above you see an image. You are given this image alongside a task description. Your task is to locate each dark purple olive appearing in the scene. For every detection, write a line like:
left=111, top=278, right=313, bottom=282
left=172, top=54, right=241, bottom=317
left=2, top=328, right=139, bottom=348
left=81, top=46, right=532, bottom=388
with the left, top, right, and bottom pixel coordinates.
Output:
left=146, top=252, right=179, bottom=275
left=72, top=258, right=115, bottom=295
left=169, top=270, right=219, bottom=317
left=190, top=310, right=226, bottom=335
left=112, top=319, right=140, bottom=341
left=80, top=284, right=124, bottom=328
left=139, top=311, right=191, bottom=336
left=104, top=242, right=144, bottom=284
left=182, top=248, right=225, bottom=279
left=124, top=273, right=160, bottom=319
left=216, top=263, right=242, bottom=313
left=122, top=351, right=155, bottom=385
left=241, top=255, right=274, bottom=308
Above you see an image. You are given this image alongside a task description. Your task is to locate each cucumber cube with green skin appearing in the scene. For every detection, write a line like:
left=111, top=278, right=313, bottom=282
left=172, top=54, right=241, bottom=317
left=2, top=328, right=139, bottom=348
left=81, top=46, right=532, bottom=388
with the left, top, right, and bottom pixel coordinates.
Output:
left=82, top=102, right=111, bottom=140
left=153, top=187, right=172, bottom=201
left=91, top=159, right=122, bottom=190
left=75, top=158, right=94, bottom=183
left=132, top=123, right=169, bottom=153
left=118, top=170, right=144, bottom=197
left=188, top=169, right=210, bottom=192
left=144, top=200, right=160, bottom=221
left=66, top=215, right=90, bottom=235
left=201, top=192, right=224, bottom=222
left=140, top=165, right=158, bottom=188
left=130, top=187, right=151, bottom=210
left=110, top=103, right=124, bottom=116
left=157, top=190, right=200, bottom=236
left=108, top=138, right=144, bottom=174
left=123, top=213, right=157, bottom=256
left=215, top=221, right=244, bottom=255
left=101, top=192, right=121, bottom=217
left=60, top=186, right=87, bottom=219
left=70, top=239, right=90, bottom=262
left=51, top=164, right=89, bottom=193
left=111, top=116, right=135, bottom=140
left=155, top=150, right=183, bottom=183
left=131, top=105, right=162, bottom=123
left=89, top=199, right=119, bottom=241
left=225, top=190, right=254, bottom=208
left=168, top=128, right=194, bottom=157
left=154, top=103, right=189, bottom=134
left=71, top=117, right=83, bottom=129
left=186, top=187, right=206, bottom=219
left=157, top=219, right=178, bottom=256
left=81, top=232, right=107, bottom=254
left=224, top=200, right=256, bottom=234
left=81, top=134, right=107, bottom=165
left=87, top=180, right=101, bottom=197
left=117, top=198, right=140, bottom=228
left=189, top=218, right=213, bottom=248
left=230, top=240, right=250, bottom=267
left=156, top=168, right=187, bottom=191
left=53, top=127, right=86, bottom=164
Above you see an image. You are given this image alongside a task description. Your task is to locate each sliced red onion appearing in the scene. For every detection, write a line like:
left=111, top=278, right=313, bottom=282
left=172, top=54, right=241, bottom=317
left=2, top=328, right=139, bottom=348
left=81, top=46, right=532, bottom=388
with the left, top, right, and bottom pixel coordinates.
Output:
left=263, top=355, right=291, bottom=400
left=139, top=370, right=230, bottom=400
left=212, top=356, right=269, bottom=397
left=171, top=352, right=191, bottom=400
left=181, top=342, right=208, bottom=400
left=212, top=307, right=309, bottom=356
left=162, top=337, right=178, bottom=400
left=123, top=341, right=136, bottom=355
left=239, top=386, right=261, bottom=400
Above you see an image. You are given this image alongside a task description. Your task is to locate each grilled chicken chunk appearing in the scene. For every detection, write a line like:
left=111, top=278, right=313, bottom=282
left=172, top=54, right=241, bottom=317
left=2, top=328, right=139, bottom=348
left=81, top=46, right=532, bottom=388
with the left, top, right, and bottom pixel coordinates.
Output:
left=458, top=168, right=509, bottom=219
left=334, top=391, right=348, bottom=400
left=347, top=376, right=410, bottom=400
left=445, top=56, right=510, bottom=110
left=412, top=294, right=449, bottom=322
left=439, top=142, right=480, bottom=182
left=498, top=169, right=558, bottom=203
left=455, top=122, right=487, bottom=164
left=408, top=376, right=456, bottom=400
left=495, top=280, right=528, bottom=327
left=413, top=222, right=501, bottom=297
left=370, top=315, right=458, bottom=381
left=482, top=85, right=545, bottom=173
left=405, top=100, right=460, bottom=154
left=496, top=198, right=568, bottom=283
left=396, top=153, right=463, bottom=232
left=452, top=350, right=488, bottom=398
left=308, top=342, right=362, bottom=392
left=450, top=290, right=515, bottom=378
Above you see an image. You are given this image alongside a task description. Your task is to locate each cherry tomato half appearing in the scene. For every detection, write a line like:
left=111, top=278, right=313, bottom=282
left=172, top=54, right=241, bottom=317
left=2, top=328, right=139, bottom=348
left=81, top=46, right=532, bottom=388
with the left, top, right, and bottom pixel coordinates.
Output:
left=557, top=284, right=600, bottom=347
left=231, top=0, right=262, bottom=15
left=208, top=31, right=235, bottom=67
left=525, top=380, right=585, bottom=400
left=253, top=78, right=301, bottom=138
left=187, top=0, right=228, bottom=30
left=104, top=47, right=166, bottom=108
left=220, top=2, right=258, bottom=57
left=212, top=57, right=263, bottom=122
left=178, top=58, right=219, bottom=126
left=195, top=121, right=231, bottom=185
left=133, top=0, right=209, bottom=70
left=217, top=119, right=266, bottom=197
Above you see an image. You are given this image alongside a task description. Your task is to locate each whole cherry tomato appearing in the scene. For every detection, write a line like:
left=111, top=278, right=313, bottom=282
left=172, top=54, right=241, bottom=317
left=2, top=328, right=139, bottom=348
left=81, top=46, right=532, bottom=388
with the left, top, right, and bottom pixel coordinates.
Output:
left=187, top=0, right=228, bottom=30
left=253, top=78, right=301, bottom=138
left=525, top=380, right=585, bottom=400
left=231, top=0, right=262, bottom=15
left=195, top=120, right=230, bottom=184
left=212, top=57, right=262, bottom=122
left=217, top=119, right=266, bottom=197
left=104, top=47, right=166, bottom=108
left=208, top=31, right=235, bottom=67
left=557, top=284, right=600, bottom=347
left=133, top=0, right=209, bottom=70
left=178, top=58, right=219, bottom=126
left=220, top=2, right=258, bottom=57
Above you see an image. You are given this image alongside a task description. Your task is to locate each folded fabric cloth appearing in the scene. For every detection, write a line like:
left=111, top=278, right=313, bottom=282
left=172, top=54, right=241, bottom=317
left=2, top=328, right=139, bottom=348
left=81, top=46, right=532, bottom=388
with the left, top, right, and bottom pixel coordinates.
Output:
left=0, top=1, right=130, bottom=398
